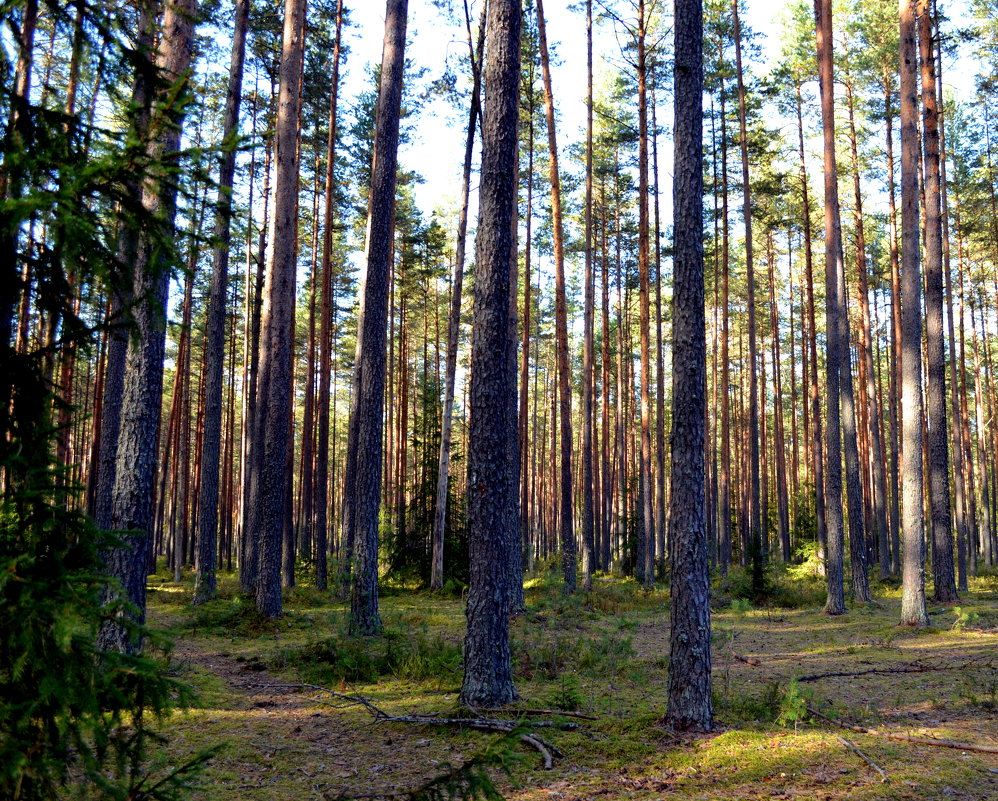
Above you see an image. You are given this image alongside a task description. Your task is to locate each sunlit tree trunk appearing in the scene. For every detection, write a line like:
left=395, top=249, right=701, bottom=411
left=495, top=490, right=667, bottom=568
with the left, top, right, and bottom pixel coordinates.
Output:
left=898, top=0, right=929, bottom=626
left=345, top=0, right=408, bottom=634
left=460, top=0, right=521, bottom=708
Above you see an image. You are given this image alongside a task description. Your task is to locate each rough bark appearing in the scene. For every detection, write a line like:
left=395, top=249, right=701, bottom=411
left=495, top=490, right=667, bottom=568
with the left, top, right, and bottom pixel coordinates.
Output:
left=194, top=0, right=250, bottom=605
left=460, top=0, right=521, bottom=709
left=666, top=0, right=712, bottom=733
left=898, top=0, right=929, bottom=627
left=249, top=0, right=307, bottom=618
left=917, top=0, right=958, bottom=603
left=101, top=0, right=197, bottom=652
left=346, top=0, right=408, bottom=635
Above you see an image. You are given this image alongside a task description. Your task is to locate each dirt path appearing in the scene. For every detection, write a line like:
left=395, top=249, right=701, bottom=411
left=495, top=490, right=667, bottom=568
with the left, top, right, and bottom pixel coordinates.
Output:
left=168, top=638, right=464, bottom=800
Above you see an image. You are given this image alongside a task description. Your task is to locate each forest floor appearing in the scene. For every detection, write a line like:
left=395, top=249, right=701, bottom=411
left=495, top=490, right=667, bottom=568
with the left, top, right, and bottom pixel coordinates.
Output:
left=148, top=562, right=998, bottom=801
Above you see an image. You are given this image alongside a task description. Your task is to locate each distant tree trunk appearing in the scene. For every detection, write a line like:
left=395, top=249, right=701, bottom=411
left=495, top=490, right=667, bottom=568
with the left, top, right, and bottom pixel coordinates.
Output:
left=884, top=78, right=902, bottom=576
left=795, top=83, right=826, bottom=573
left=767, top=238, right=790, bottom=561
left=346, top=0, right=408, bottom=634
left=247, top=0, right=307, bottom=618
left=580, top=0, right=596, bottom=592
left=917, top=0, right=958, bottom=603
left=460, top=0, right=521, bottom=709
left=100, top=0, right=197, bottom=652
left=636, top=0, right=655, bottom=587
left=535, top=0, right=576, bottom=594
left=898, top=0, right=929, bottom=627
left=731, top=0, right=762, bottom=592
left=313, top=0, right=344, bottom=593
left=432, top=0, right=484, bottom=591
left=937, top=33, right=967, bottom=590
left=652, top=76, right=668, bottom=576
left=194, top=0, right=249, bottom=605
left=667, top=0, right=712, bottom=733
left=719, top=74, right=732, bottom=576
left=845, top=77, right=890, bottom=581
left=815, top=0, right=859, bottom=612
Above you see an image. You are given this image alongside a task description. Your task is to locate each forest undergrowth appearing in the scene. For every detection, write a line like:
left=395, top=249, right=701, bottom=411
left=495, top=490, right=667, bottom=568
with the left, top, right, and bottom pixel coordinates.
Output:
left=148, top=563, right=998, bottom=800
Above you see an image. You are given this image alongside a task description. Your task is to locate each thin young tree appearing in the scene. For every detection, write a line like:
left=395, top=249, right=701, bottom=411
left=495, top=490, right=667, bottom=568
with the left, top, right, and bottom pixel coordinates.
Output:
left=194, top=0, right=250, bottom=605
left=314, top=0, right=345, bottom=593
left=344, top=0, right=409, bottom=635
left=667, top=0, right=712, bottom=733
left=432, top=0, right=485, bottom=591
left=460, top=0, right=521, bottom=708
left=535, top=0, right=576, bottom=593
left=580, top=0, right=597, bottom=592
left=731, top=0, right=762, bottom=591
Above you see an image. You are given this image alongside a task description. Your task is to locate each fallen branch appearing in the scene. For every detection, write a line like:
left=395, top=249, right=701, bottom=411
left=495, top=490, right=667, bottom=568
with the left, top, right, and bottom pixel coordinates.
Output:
left=477, top=707, right=598, bottom=720
left=382, top=715, right=567, bottom=768
left=521, top=734, right=554, bottom=769
left=808, top=707, right=998, bottom=754
left=733, top=653, right=761, bottom=666
left=233, top=682, right=389, bottom=719
left=837, top=735, right=888, bottom=783
left=798, top=656, right=993, bottom=683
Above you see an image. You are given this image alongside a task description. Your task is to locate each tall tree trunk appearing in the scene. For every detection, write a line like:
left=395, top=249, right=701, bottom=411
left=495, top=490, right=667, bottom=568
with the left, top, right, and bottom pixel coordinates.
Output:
left=580, top=0, right=597, bottom=591
left=731, top=0, right=762, bottom=592
left=194, top=0, right=249, bottom=605
left=101, top=0, right=197, bottom=652
left=314, top=0, right=344, bottom=592
left=432, top=0, right=484, bottom=590
left=535, top=0, right=576, bottom=593
left=719, top=73, right=732, bottom=575
left=460, top=0, right=521, bottom=708
left=845, top=78, right=891, bottom=581
left=345, top=0, right=408, bottom=634
left=796, top=83, right=826, bottom=573
left=247, top=0, right=307, bottom=618
left=667, top=0, right=712, bottom=732
left=917, top=0, right=957, bottom=602
left=898, top=0, right=929, bottom=626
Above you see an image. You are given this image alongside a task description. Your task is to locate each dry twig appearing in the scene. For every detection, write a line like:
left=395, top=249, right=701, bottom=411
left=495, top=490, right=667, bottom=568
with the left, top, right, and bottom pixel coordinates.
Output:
left=837, top=735, right=888, bottom=783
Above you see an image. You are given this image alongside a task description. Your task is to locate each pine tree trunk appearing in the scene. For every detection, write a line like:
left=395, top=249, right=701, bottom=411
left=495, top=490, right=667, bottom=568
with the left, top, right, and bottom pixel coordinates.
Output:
left=247, top=0, right=307, bottom=618
left=346, top=0, right=408, bottom=634
left=917, top=0, right=958, bottom=603
left=580, top=0, right=597, bottom=591
left=432, top=1, right=484, bottom=590
left=814, top=0, right=846, bottom=615
left=732, top=0, right=762, bottom=592
left=101, top=0, right=197, bottom=652
left=899, top=0, right=930, bottom=626
left=314, top=0, right=344, bottom=592
left=796, top=84, right=826, bottom=573
left=460, top=0, right=521, bottom=708
left=535, top=0, right=576, bottom=593
left=667, top=0, right=712, bottom=732
left=194, top=0, right=249, bottom=604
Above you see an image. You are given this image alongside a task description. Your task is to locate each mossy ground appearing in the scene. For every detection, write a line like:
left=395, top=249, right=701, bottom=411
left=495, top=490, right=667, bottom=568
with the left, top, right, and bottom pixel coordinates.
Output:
left=147, top=564, right=998, bottom=800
